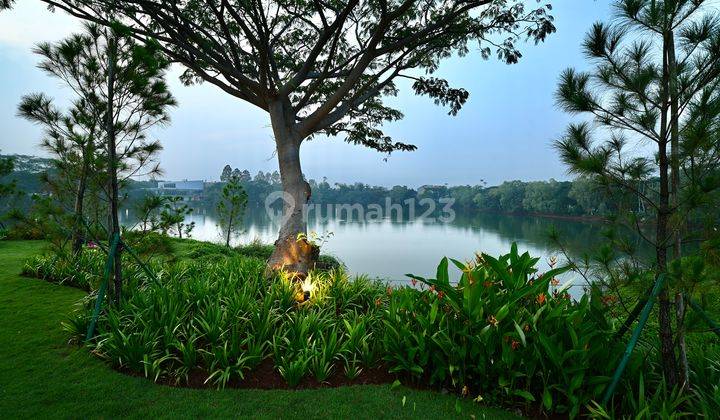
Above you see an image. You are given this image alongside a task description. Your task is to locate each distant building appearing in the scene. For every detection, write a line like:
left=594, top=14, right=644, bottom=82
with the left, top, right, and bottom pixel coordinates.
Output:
left=150, top=180, right=205, bottom=201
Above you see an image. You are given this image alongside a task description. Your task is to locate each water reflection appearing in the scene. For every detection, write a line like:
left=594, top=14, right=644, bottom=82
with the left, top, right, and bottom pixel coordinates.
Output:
left=121, top=206, right=613, bottom=296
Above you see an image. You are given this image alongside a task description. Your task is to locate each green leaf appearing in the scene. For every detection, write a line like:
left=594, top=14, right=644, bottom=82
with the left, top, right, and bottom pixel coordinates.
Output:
left=514, top=320, right=526, bottom=346
left=543, top=388, right=553, bottom=410
left=436, top=257, right=449, bottom=286
left=496, top=304, right=510, bottom=322
left=513, top=389, right=535, bottom=402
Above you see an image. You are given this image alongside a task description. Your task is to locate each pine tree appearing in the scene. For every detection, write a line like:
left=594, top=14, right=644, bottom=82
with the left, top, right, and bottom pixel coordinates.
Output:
left=20, top=23, right=176, bottom=302
left=217, top=176, right=248, bottom=247
left=555, top=0, right=720, bottom=386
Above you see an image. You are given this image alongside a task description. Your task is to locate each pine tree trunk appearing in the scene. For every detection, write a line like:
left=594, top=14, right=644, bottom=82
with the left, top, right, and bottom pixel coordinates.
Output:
left=106, top=34, right=123, bottom=304
left=72, top=138, right=95, bottom=255
left=667, top=30, right=690, bottom=388
left=71, top=167, right=88, bottom=255
left=657, top=32, right=678, bottom=387
left=266, top=100, right=317, bottom=277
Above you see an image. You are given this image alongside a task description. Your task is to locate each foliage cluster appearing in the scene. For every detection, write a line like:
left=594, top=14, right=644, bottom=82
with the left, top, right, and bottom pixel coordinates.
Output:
left=21, top=239, right=720, bottom=416
left=60, top=255, right=388, bottom=389
left=383, top=245, right=631, bottom=417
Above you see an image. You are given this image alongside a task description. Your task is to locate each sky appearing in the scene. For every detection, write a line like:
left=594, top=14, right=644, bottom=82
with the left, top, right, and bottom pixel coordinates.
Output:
left=0, top=0, right=615, bottom=187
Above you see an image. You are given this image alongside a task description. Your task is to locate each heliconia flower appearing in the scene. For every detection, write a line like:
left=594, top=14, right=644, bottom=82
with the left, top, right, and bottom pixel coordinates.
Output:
left=523, top=323, right=530, bottom=332
left=487, top=315, right=498, bottom=327
left=375, top=297, right=382, bottom=307
left=483, top=281, right=493, bottom=288
left=511, top=340, right=521, bottom=350
left=86, top=241, right=97, bottom=249
left=437, top=291, right=445, bottom=300
left=548, top=256, right=558, bottom=268
left=536, top=293, right=547, bottom=305
left=429, top=285, right=436, bottom=293
left=461, top=385, right=469, bottom=397
left=386, top=287, right=393, bottom=296
left=411, top=278, right=417, bottom=287
left=551, top=278, right=560, bottom=286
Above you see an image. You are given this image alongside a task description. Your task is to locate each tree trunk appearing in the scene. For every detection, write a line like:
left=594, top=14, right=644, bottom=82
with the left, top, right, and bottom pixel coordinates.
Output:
left=106, top=34, right=123, bottom=304
left=225, top=208, right=233, bottom=248
left=71, top=167, right=88, bottom=255
left=266, top=100, right=317, bottom=277
left=656, top=32, right=678, bottom=387
left=668, top=30, right=690, bottom=389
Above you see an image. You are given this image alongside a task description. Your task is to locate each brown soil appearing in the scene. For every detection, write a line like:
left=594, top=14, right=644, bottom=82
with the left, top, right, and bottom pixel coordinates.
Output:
left=120, top=359, right=398, bottom=390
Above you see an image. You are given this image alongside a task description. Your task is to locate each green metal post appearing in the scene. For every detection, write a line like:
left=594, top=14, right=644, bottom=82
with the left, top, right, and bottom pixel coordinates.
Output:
left=85, top=232, right=120, bottom=341
left=602, top=274, right=667, bottom=406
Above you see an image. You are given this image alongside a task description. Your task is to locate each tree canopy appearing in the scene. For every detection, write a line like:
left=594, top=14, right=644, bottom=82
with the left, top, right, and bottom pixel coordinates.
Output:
left=42, top=0, right=555, bottom=151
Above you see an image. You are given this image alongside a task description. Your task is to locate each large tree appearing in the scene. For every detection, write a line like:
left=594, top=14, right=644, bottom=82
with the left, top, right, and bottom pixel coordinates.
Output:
left=39, top=0, right=556, bottom=275
left=555, top=0, right=720, bottom=387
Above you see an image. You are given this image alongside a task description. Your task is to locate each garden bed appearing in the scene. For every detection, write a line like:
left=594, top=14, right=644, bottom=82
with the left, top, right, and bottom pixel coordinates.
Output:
left=19, top=238, right=720, bottom=418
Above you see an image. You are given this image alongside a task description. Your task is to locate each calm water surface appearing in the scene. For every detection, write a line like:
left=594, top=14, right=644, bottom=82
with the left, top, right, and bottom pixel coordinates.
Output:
left=121, top=207, right=608, bottom=295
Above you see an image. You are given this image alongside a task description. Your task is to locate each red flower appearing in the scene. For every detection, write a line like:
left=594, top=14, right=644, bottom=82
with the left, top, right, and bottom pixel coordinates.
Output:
left=511, top=340, right=521, bottom=350
left=437, top=291, right=445, bottom=300
left=429, top=285, right=436, bottom=293
left=536, top=293, right=547, bottom=305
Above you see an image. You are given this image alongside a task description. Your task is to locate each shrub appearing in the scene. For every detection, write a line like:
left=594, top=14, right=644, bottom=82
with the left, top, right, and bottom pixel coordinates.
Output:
left=383, top=244, right=634, bottom=417
left=122, top=231, right=175, bottom=257
left=58, top=254, right=387, bottom=389
left=23, top=247, right=161, bottom=291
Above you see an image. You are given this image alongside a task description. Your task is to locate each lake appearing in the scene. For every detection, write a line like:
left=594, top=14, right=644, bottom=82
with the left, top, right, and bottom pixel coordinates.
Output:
left=121, top=206, right=608, bottom=296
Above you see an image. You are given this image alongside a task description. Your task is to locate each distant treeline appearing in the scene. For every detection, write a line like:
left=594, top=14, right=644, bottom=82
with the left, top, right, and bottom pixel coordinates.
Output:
left=207, top=167, right=617, bottom=218
left=2, top=156, right=617, bottom=219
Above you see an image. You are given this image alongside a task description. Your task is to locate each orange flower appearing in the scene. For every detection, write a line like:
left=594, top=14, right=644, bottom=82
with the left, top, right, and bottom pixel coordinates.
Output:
left=487, top=315, right=498, bottom=327
left=386, top=287, right=393, bottom=296
left=483, top=281, right=493, bottom=288
left=536, top=293, right=547, bottom=305
left=437, top=291, right=445, bottom=300
left=601, top=295, right=618, bottom=306
left=375, top=297, right=382, bottom=307
left=551, top=278, right=560, bottom=286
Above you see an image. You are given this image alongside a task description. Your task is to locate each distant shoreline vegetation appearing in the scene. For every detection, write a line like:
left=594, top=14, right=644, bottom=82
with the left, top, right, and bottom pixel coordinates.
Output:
left=2, top=155, right=620, bottom=221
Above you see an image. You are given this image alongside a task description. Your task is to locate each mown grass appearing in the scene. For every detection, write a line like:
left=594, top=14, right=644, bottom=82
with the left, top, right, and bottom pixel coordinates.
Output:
left=0, top=240, right=518, bottom=419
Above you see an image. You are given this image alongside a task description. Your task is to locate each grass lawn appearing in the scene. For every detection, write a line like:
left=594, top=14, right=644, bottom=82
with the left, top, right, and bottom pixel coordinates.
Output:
left=0, top=240, right=519, bottom=419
